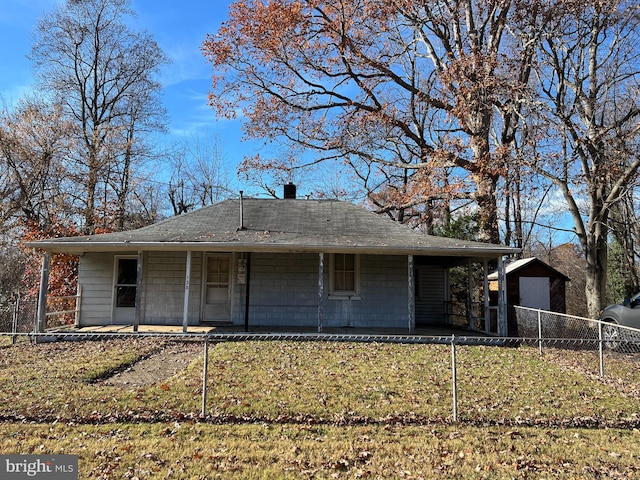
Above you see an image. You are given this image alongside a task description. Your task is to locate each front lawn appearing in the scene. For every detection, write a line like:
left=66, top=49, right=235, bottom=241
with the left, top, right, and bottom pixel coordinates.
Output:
left=1, top=337, right=639, bottom=478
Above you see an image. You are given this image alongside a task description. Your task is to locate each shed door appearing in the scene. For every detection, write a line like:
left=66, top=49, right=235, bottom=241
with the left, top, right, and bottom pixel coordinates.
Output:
left=519, top=277, right=550, bottom=310
left=202, top=254, right=231, bottom=323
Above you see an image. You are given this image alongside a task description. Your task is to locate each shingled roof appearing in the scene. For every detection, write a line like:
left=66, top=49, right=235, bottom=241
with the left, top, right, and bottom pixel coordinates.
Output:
left=26, top=198, right=518, bottom=257
left=487, top=257, right=570, bottom=281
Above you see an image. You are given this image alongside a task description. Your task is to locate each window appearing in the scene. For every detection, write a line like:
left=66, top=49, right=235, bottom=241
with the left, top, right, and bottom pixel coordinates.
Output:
left=330, top=253, right=360, bottom=296
left=115, top=257, right=137, bottom=308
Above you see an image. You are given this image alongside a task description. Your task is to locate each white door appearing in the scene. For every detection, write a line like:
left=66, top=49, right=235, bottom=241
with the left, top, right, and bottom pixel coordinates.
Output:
left=113, top=256, right=138, bottom=324
left=519, top=277, right=550, bottom=310
left=202, top=254, right=231, bottom=323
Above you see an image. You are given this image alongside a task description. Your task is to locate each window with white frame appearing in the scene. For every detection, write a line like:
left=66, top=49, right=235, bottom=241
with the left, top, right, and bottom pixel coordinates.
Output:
left=330, top=253, right=360, bottom=296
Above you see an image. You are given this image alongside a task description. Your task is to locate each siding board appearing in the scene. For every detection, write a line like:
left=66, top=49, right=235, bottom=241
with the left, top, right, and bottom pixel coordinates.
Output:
left=415, top=265, right=446, bottom=325
left=78, top=251, right=448, bottom=330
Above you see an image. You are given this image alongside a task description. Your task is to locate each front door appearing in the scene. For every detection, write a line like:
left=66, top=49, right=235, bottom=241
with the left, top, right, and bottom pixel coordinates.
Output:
left=202, top=254, right=231, bottom=323
left=113, top=256, right=137, bottom=324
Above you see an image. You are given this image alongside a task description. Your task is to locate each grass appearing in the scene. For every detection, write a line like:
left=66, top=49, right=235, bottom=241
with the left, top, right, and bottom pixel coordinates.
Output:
left=1, top=337, right=640, bottom=478
left=1, top=423, right=639, bottom=479
left=202, top=342, right=640, bottom=423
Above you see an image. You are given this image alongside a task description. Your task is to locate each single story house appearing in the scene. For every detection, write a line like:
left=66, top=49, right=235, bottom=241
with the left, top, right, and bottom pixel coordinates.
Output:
left=27, top=188, right=518, bottom=335
left=488, top=257, right=570, bottom=335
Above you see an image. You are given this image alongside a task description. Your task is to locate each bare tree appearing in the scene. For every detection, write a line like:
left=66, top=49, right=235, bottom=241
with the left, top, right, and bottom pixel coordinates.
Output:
left=106, top=82, right=168, bottom=231
left=204, top=0, right=540, bottom=243
left=30, top=0, right=168, bottom=234
left=530, top=0, right=640, bottom=317
left=0, top=97, right=73, bottom=231
left=0, top=98, right=82, bottom=301
left=168, top=131, right=233, bottom=215
left=609, top=186, right=640, bottom=296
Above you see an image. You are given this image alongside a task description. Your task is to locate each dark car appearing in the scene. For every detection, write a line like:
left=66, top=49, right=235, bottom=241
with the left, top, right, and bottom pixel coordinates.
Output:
left=598, top=292, right=640, bottom=350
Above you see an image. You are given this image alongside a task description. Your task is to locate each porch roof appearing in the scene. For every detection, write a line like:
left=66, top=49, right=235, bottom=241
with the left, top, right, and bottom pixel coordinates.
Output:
left=26, top=198, right=519, bottom=257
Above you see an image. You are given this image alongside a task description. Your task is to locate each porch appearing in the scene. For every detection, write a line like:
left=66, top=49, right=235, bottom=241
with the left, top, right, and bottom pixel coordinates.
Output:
left=35, top=252, right=510, bottom=336
left=50, top=323, right=490, bottom=338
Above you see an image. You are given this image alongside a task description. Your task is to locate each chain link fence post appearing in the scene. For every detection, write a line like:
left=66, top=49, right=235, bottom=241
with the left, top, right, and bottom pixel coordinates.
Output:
left=537, top=309, right=543, bottom=355
left=201, top=335, right=210, bottom=418
left=11, top=299, right=19, bottom=345
left=451, top=334, right=458, bottom=423
left=598, top=321, right=605, bottom=378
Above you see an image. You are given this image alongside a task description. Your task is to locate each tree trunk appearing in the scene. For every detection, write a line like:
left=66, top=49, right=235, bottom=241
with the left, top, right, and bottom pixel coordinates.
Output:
left=116, top=136, right=133, bottom=231
left=84, top=155, right=99, bottom=235
left=583, top=182, right=609, bottom=318
left=584, top=235, right=608, bottom=318
left=472, top=172, right=499, bottom=244
left=467, top=106, right=500, bottom=244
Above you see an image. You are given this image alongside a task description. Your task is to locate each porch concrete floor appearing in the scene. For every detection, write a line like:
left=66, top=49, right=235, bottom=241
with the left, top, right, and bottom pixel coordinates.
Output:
left=53, top=324, right=490, bottom=337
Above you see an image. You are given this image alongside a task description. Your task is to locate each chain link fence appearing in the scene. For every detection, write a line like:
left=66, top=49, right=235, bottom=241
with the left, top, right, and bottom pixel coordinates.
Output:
left=0, top=304, right=638, bottom=425
left=0, top=294, right=77, bottom=340
left=513, top=305, right=640, bottom=354
left=1, top=321, right=639, bottom=426
left=0, top=330, right=524, bottom=426
left=513, top=305, right=640, bottom=385
left=0, top=304, right=12, bottom=333
left=0, top=298, right=37, bottom=343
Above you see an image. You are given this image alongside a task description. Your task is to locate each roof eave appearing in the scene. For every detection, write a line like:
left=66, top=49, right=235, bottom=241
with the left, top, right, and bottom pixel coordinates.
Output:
left=25, top=240, right=520, bottom=258
left=487, top=257, right=571, bottom=281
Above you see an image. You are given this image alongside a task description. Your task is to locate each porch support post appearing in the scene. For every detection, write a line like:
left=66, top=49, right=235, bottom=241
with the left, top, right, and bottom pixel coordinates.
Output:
left=444, top=267, right=451, bottom=325
left=183, top=250, right=192, bottom=333
left=497, top=256, right=507, bottom=336
left=75, top=284, right=82, bottom=328
left=467, top=259, right=474, bottom=329
left=408, top=254, right=415, bottom=334
left=244, top=253, right=251, bottom=332
left=318, top=252, right=324, bottom=333
left=483, top=258, right=490, bottom=334
left=35, top=253, right=50, bottom=334
left=134, top=251, right=143, bottom=332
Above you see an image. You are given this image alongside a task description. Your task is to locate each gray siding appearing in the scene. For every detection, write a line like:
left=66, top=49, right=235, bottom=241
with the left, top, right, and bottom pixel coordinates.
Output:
left=237, top=253, right=410, bottom=329
left=415, top=264, right=446, bottom=325
left=78, top=251, right=446, bottom=329
left=237, top=253, right=318, bottom=327
left=324, top=255, right=408, bottom=328
left=143, top=251, right=203, bottom=325
left=78, top=252, right=131, bottom=326
left=78, top=251, right=205, bottom=326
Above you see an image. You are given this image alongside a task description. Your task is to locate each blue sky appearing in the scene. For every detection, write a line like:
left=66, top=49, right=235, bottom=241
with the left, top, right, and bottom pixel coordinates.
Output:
left=0, top=0, right=260, bottom=191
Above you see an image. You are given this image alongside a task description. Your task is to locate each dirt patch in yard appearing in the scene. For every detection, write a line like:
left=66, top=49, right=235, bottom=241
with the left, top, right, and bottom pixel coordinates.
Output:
left=102, top=341, right=204, bottom=387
